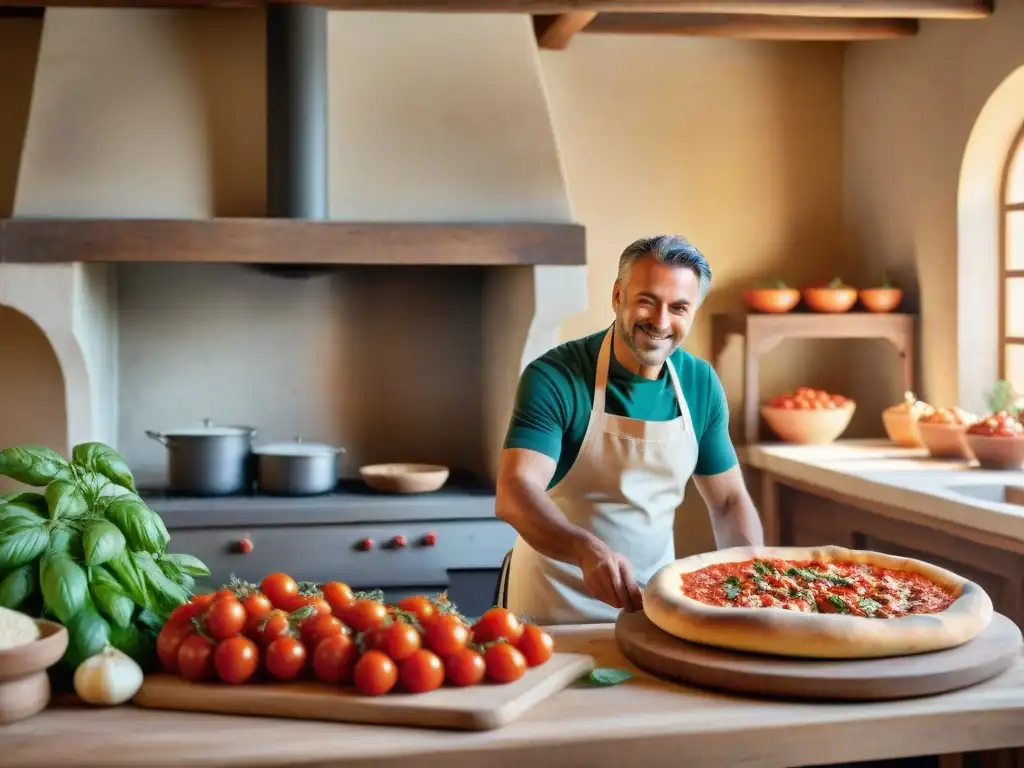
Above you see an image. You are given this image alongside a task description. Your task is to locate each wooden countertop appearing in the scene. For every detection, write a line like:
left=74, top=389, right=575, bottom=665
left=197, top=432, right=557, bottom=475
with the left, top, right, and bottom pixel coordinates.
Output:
left=5, top=624, right=1024, bottom=768
left=742, top=439, right=1024, bottom=549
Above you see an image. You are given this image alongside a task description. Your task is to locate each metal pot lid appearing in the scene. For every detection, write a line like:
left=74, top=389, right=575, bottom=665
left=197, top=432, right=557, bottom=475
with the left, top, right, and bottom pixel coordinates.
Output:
left=157, top=419, right=256, bottom=438
left=253, top=437, right=345, bottom=457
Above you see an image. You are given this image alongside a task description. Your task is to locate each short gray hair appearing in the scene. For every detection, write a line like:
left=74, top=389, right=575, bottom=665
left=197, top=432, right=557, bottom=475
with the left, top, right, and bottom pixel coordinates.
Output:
left=616, top=234, right=712, bottom=305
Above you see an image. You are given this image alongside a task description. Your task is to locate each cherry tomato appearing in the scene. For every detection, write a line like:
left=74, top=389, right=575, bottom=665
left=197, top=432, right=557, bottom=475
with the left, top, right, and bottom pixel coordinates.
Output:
left=190, top=592, right=218, bottom=610
left=515, top=624, right=554, bottom=667
left=399, top=649, right=444, bottom=694
left=484, top=642, right=527, bottom=684
left=204, top=596, right=248, bottom=641
left=321, top=581, right=356, bottom=613
left=300, top=613, right=345, bottom=649
left=167, top=599, right=205, bottom=626
left=397, top=595, right=437, bottom=623
left=177, top=633, right=216, bottom=682
left=312, top=633, right=357, bottom=685
left=241, top=592, right=274, bottom=622
left=353, top=650, right=398, bottom=696
left=444, top=647, right=486, bottom=687
left=255, top=609, right=292, bottom=647
left=157, top=620, right=196, bottom=673
left=260, top=572, right=299, bottom=610
left=265, top=636, right=307, bottom=681
left=341, top=599, right=388, bottom=634
left=372, top=620, right=421, bottom=662
left=471, top=607, right=523, bottom=644
left=306, top=596, right=333, bottom=617
left=214, top=635, right=259, bottom=684
left=422, top=614, right=469, bottom=657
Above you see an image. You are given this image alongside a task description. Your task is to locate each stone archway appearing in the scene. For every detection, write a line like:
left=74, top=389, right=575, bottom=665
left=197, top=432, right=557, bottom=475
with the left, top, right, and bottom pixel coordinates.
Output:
left=957, top=65, right=1024, bottom=414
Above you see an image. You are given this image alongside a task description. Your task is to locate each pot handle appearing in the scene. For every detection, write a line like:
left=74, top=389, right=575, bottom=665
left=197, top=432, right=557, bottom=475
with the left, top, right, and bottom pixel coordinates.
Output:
left=293, top=436, right=346, bottom=454
left=145, top=430, right=168, bottom=447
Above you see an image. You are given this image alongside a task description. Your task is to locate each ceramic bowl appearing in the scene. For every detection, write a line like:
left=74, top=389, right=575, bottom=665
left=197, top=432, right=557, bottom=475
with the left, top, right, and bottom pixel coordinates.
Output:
left=742, top=288, right=801, bottom=314
left=801, top=287, right=859, bottom=313
left=0, top=618, right=68, bottom=724
left=881, top=409, right=924, bottom=448
left=960, top=433, right=1024, bottom=470
left=859, top=287, right=904, bottom=313
left=916, top=421, right=970, bottom=459
left=760, top=404, right=856, bottom=445
left=359, top=463, right=450, bottom=494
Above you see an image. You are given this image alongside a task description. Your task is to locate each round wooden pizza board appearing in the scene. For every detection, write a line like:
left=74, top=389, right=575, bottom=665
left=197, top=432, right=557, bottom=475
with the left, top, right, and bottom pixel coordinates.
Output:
left=615, top=610, right=1023, bottom=701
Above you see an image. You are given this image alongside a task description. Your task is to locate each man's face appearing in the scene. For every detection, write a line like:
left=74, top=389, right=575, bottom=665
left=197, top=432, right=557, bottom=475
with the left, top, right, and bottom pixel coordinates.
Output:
left=612, top=255, right=702, bottom=368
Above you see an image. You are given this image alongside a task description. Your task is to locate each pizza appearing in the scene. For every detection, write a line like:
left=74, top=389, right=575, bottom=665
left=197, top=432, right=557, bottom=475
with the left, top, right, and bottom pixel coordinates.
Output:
left=642, top=545, right=993, bottom=659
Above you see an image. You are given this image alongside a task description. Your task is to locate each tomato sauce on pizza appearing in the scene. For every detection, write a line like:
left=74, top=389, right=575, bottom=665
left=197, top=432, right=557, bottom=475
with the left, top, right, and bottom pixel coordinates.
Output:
left=680, top=558, right=955, bottom=618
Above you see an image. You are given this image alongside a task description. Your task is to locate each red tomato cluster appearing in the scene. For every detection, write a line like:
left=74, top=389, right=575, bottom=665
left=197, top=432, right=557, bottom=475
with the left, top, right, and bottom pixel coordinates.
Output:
left=966, top=410, right=1024, bottom=438
left=155, top=572, right=554, bottom=697
left=766, top=386, right=851, bottom=411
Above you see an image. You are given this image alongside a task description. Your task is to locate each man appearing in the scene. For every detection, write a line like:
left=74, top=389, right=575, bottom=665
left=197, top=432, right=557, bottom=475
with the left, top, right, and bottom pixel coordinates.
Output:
left=494, top=234, right=764, bottom=625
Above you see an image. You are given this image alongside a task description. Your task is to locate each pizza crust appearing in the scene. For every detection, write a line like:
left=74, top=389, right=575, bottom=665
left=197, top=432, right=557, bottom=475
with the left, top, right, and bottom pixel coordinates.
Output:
left=643, top=545, right=994, bottom=659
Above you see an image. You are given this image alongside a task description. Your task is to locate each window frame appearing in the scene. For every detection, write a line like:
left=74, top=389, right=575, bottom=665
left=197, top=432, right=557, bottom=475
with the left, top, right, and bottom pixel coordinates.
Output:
left=999, top=122, right=1024, bottom=387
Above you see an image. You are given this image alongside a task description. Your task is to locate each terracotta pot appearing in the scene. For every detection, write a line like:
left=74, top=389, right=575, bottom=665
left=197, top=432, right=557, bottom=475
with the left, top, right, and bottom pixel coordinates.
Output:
left=801, top=287, right=858, bottom=313
left=859, top=287, right=904, bottom=313
left=960, top=433, right=1024, bottom=470
left=881, top=409, right=924, bottom=447
left=916, top=422, right=970, bottom=459
left=760, top=404, right=856, bottom=445
left=742, top=288, right=801, bottom=314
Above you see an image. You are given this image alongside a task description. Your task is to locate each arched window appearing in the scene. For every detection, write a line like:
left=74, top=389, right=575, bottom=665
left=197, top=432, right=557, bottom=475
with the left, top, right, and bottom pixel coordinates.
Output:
left=1001, top=124, right=1024, bottom=394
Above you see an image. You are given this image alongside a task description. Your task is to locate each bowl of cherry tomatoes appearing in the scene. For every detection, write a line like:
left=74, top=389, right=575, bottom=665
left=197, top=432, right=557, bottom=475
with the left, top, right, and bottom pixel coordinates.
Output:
left=743, top=281, right=801, bottom=314
left=761, top=387, right=856, bottom=445
left=802, top=278, right=859, bottom=314
left=915, top=407, right=977, bottom=460
left=960, top=412, right=1024, bottom=469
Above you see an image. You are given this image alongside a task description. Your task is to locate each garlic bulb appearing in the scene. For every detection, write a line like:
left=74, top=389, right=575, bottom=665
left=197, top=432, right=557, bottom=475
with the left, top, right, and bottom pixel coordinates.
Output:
left=73, top=646, right=144, bottom=706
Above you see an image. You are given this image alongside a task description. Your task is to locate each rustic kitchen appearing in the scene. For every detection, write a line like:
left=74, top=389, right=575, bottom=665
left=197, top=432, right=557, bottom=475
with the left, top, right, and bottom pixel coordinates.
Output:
left=1, top=0, right=1023, bottom=766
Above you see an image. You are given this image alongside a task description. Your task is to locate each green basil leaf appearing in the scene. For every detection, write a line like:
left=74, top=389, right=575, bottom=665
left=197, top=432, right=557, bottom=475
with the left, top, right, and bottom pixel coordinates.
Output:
left=132, top=551, right=190, bottom=616
left=105, top=498, right=167, bottom=554
left=160, top=553, right=210, bottom=578
left=89, top=565, right=135, bottom=629
left=1, top=492, right=48, bottom=515
left=0, top=563, right=37, bottom=610
left=105, top=550, right=150, bottom=610
left=0, top=502, right=47, bottom=528
left=108, top=621, right=154, bottom=667
left=0, top=445, right=72, bottom=487
left=135, top=608, right=164, bottom=635
left=44, top=480, right=88, bottom=522
left=82, top=520, right=127, bottom=566
left=61, top=607, right=111, bottom=670
left=0, top=524, right=49, bottom=571
left=71, top=442, right=137, bottom=493
left=40, top=551, right=89, bottom=623
left=580, top=667, right=634, bottom=687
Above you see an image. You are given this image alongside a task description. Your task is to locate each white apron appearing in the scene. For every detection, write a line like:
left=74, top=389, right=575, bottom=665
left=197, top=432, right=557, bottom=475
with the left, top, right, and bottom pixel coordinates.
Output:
left=502, top=326, right=700, bottom=624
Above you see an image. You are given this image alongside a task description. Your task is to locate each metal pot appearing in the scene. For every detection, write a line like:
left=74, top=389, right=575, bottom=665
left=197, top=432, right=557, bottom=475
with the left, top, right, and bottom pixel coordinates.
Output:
left=146, top=418, right=257, bottom=496
left=252, top=437, right=346, bottom=496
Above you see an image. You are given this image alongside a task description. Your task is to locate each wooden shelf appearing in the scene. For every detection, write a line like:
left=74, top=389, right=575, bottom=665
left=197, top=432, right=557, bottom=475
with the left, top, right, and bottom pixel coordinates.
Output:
left=0, top=218, right=586, bottom=267
left=710, top=311, right=917, bottom=445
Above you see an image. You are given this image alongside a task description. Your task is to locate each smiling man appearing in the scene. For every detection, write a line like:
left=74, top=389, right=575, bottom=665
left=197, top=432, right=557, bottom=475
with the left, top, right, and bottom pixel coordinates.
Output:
left=495, top=234, right=764, bottom=625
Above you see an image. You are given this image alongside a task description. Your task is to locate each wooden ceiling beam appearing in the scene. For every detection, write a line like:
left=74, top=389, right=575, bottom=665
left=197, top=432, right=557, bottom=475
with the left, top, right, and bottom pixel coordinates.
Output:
left=581, top=12, right=920, bottom=39
left=534, top=12, right=596, bottom=48
left=0, top=0, right=994, bottom=20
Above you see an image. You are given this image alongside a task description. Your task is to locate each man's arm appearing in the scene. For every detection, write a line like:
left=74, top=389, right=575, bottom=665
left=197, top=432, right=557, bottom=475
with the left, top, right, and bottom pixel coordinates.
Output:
left=693, top=466, right=764, bottom=548
left=691, top=364, right=764, bottom=548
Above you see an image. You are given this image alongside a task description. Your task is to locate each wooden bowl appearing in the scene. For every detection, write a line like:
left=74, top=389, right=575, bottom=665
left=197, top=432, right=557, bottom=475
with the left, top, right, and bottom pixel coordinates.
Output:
left=959, top=434, right=1024, bottom=470
left=881, top=409, right=924, bottom=448
left=859, top=287, right=904, bottom=313
left=801, top=287, right=858, bottom=313
left=0, top=618, right=68, bottom=724
left=359, top=463, right=450, bottom=494
left=760, top=404, right=856, bottom=445
left=916, top=422, right=970, bottom=459
left=742, top=288, right=801, bottom=314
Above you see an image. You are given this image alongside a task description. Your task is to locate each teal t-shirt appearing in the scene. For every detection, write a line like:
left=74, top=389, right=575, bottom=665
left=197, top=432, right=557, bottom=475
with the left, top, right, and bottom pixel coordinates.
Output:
left=503, top=327, right=738, bottom=489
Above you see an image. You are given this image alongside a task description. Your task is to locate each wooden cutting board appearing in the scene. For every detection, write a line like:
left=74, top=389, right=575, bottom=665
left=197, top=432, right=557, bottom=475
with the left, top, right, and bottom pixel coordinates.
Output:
left=615, top=610, right=1022, bottom=701
left=132, top=652, right=595, bottom=731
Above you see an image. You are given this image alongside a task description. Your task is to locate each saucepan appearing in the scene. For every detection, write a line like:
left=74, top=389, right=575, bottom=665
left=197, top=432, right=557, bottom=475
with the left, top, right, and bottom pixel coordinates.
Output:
left=252, top=437, right=347, bottom=496
left=146, top=418, right=257, bottom=496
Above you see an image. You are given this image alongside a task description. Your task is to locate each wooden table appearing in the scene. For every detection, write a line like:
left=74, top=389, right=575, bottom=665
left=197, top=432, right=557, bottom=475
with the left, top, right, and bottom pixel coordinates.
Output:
left=3, top=624, right=1023, bottom=768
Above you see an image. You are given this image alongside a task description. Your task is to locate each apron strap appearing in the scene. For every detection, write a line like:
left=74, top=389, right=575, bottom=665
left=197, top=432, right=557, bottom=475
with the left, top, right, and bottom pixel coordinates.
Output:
left=597, top=325, right=688, bottom=420
left=494, top=549, right=513, bottom=609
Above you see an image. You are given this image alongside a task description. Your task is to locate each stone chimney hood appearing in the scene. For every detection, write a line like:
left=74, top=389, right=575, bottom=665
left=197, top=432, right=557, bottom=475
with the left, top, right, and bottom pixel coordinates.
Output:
left=0, top=7, right=585, bottom=268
